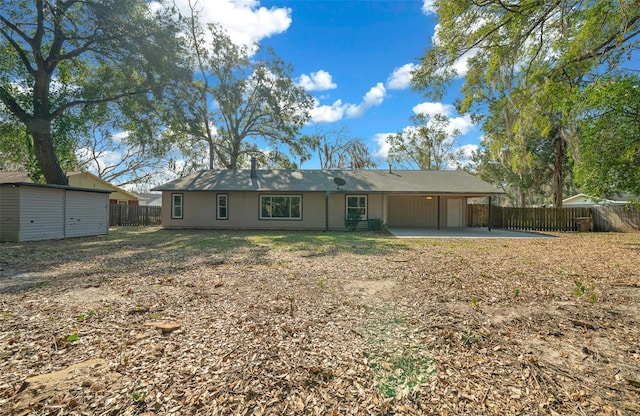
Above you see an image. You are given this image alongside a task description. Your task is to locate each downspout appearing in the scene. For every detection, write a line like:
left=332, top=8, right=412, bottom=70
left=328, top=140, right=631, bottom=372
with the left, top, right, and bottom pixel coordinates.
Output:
left=325, top=191, right=329, bottom=231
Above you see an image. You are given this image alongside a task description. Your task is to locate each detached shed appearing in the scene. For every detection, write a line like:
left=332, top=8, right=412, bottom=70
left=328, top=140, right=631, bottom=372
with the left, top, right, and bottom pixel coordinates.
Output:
left=0, top=182, right=110, bottom=242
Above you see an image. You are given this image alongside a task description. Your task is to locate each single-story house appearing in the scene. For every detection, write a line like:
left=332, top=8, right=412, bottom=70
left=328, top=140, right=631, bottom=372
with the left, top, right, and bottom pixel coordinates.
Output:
left=151, top=167, right=503, bottom=231
left=563, top=193, right=633, bottom=207
left=0, top=182, right=110, bottom=242
left=0, top=171, right=143, bottom=205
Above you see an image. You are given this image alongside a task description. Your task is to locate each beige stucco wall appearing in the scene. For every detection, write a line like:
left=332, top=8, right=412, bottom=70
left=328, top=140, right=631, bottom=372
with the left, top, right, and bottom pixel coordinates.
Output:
left=162, top=191, right=329, bottom=230
left=161, top=191, right=468, bottom=230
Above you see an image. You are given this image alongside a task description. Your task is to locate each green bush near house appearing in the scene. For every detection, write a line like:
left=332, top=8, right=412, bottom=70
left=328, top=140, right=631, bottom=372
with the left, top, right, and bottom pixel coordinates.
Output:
left=345, top=212, right=361, bottom=231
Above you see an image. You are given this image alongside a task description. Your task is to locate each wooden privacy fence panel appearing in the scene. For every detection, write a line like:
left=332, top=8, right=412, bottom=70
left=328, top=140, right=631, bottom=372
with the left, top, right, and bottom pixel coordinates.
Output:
left=468, top=205, right=593, bottom=232
left=467, top=204, right=489, bottom=227
left=592, top=205, right=640, bottom=232
left=109, top=205, right=161, bottom=226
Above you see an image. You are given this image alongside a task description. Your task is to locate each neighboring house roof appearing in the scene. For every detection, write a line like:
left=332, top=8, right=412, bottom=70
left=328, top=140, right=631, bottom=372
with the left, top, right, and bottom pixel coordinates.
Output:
left=563, top=193, right=632, bottom=206
left=0, top=171, right=32, bottom=183
left=152, top=169, right=503, bottom=195
left=138, top=192, right=163, bottom=206
left=0, top=171, right=141, bottom=201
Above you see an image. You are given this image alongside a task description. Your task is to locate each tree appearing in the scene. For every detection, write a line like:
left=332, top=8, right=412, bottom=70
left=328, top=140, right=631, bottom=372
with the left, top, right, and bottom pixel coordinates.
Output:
left=0, top=0, right=190, bottom=185
left=574, top=74, right=640, bottom=197
left=386, top=113, right=463, bottom=170
left=169, top=11, right=315, bottom=171
left=75, top=110, right=173, bottom=188
left=413, top=0, right=640, bottom=205
left=303, top=126, right=376, bottom=170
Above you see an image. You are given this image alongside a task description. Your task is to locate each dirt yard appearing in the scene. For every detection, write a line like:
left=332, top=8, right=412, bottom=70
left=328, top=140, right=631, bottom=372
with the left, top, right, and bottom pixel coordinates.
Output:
left=1, top=228, right=639, bottom=415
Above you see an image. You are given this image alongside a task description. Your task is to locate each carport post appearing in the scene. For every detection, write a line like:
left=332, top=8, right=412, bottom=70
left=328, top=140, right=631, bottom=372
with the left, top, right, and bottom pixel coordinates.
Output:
left=488, top=195, right=492, bottom=232
left=437, top=196, right=440, bottom=230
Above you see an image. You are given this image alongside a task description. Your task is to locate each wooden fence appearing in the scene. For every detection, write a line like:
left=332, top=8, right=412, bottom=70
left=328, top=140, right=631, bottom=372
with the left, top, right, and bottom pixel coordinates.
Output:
left=109, top=204, right=162, bottom=226
left=592, top=205, right=640, bottom=232
left=468, top=205, right=640, bottom=232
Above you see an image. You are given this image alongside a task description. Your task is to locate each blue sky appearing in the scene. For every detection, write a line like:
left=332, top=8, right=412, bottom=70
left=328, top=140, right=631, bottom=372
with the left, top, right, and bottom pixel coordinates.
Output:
left=182, top=0, right=478, bottom=169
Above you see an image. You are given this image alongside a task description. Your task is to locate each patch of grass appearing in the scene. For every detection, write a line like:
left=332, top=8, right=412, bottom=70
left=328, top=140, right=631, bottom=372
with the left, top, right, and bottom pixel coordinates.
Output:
left=461, top=329, right=482, bottom=347
left=574, top=280, right=598, bottom=303
left=364, top=306, right=436, bottom=398
left=76, top=309, right=95, bottom=321
left=369, top=352, right=435, bottom=398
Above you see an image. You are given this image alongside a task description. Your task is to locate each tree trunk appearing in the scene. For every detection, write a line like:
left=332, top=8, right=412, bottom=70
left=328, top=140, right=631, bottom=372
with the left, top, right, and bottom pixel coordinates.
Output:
left=518, top=188, right=526, bottom=208
left=552, top=132, right=566, bottom=208
left=29, top=119, right=68, bottom=185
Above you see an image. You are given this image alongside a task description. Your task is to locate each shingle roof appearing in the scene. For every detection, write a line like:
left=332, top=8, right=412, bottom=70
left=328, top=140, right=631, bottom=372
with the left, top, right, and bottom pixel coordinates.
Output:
left=151, top=169, right=503, bottom=195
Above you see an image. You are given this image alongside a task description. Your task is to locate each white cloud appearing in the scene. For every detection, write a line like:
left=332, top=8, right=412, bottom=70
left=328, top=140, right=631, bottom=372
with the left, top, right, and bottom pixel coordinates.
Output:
left=449, top=143, right=479, bottom=169
left=412, top=102, right=455, bottom=117
left=451, top=49, right=477, bottom=78
left=174, top=0, right=291, bottom=50
left=372, top=132, right=395, bottom=162
left=297, top=70, right=337, bottom=91
left=422, top=0, right=437, bottom=15
left=309, top=83, right=387, bottom=124
left=112, top=131, right=129, bottom=145
left=458, top=143, right=478, bottom=159
left=76, top=147, right=124, bottom=173
left=346, top=83, right=387, bottom=118
left=448, top=115, right=474, bottom=135
left=386, top=63, right=417, bottom=90
left=309, top=98, right=346, bottom=123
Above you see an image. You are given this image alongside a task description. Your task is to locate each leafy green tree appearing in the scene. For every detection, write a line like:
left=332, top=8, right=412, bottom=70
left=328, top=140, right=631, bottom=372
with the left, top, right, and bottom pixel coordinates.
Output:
left=413, top=0, right=640, bottom=205
left=574, top=75, right=640, bottom=197
left=169, top=10, right=315, bottom=171
left=387, top=113, right=463, bottom=170
left=0, top=0, right=190, bottom=185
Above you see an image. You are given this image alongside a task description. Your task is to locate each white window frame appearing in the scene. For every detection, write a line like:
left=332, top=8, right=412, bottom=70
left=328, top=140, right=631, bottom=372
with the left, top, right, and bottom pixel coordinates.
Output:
left=217, top=194, right=228, bottom=220
left=171, top=193, right=183, bottom=219
left=346, top=195, right=367, bottom=220
left=259, top=195, right=302, bottom=220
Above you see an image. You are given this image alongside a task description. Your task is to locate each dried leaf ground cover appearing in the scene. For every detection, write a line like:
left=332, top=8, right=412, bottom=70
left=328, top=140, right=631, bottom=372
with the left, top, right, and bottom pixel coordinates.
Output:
left=1, top=228, right=639, bottom=415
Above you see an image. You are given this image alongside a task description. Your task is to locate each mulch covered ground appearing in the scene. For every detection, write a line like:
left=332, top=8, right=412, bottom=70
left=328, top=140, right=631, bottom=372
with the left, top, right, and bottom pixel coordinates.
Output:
left=1, top=228, right=639, bottom=415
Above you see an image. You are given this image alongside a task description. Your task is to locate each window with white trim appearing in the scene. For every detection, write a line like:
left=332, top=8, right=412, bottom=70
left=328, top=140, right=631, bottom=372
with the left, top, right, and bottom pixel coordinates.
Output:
left=260, top=195, right=302, bottom=220
left=346, top=195, right=367, bottom=220
left=217, top=194, right=228, bottom=220
left=171, top=193, right=183, bottom=219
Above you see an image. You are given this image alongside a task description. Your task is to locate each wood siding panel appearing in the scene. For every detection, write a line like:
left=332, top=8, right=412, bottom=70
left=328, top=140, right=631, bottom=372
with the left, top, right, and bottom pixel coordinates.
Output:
left=0, top=185, right=20, bottom=242
left=65, top=190, right=109, bottom=237
left=386, top=195, right=438, bottom=227
left=19, top=187, right=65, bottom=241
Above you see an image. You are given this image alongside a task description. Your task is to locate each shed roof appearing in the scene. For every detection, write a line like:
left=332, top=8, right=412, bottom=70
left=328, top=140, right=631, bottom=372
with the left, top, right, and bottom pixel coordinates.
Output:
left=152, top=169, right=503, bottom=195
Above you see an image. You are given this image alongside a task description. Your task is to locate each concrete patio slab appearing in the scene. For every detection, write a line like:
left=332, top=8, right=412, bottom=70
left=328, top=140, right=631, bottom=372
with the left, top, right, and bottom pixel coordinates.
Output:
left=388, top=227, right=554, bottom=239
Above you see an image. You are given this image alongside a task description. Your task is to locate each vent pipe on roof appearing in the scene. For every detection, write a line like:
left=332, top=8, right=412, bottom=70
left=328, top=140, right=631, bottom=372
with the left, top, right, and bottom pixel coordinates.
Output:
left=250, top=157, right=257, bottom=178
